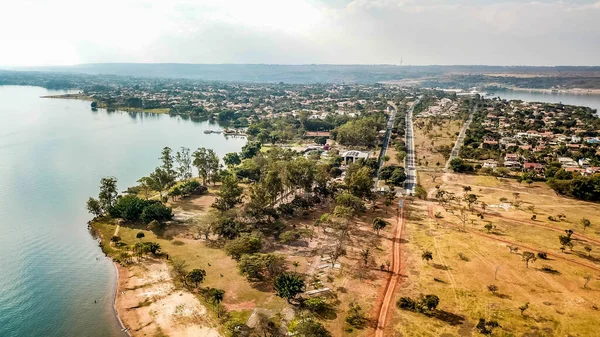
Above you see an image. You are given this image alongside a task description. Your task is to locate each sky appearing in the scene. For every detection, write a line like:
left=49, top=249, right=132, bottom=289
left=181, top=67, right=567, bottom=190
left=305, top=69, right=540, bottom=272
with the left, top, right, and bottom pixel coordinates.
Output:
left=0, top=0, right=599, bottom=66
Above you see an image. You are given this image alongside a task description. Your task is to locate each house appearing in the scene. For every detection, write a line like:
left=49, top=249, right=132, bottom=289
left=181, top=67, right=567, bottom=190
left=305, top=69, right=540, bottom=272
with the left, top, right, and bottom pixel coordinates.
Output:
left=342, top=150, right=370, bottom=165
left=523, top=162, right=544, bottom=172
left=483, top=159, right=498, bottom=169
left=578, top=158, right=590, bottom=168
left=304, top=131, right=331, bottom=138
left=504, top=153, right=519, bottom=162
left=504, top=161, right=522, bottom=169
left=558, top=157, right=579, bottom=168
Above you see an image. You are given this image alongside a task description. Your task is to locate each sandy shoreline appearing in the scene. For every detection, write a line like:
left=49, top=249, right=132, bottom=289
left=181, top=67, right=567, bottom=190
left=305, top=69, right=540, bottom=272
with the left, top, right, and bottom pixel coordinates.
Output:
left=113, top=259, right=220, bottom=337
left=112, top=263, right=132, bottom=336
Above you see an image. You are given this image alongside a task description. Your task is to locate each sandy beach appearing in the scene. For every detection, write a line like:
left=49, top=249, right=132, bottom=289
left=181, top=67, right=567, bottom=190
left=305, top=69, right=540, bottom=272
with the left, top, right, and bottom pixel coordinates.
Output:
left=114, top=260, right=221, bottom=337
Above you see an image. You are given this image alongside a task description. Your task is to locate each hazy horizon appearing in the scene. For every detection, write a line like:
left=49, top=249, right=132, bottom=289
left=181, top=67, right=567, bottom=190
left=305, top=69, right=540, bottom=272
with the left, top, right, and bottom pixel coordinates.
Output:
left=1, top=0, right=599, bottom=67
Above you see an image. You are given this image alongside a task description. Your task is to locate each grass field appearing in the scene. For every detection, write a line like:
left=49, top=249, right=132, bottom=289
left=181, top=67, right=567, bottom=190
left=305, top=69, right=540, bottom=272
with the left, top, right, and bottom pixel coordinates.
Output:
left=387, top=173, right=600, bottom=336
left=412, top=118, right=462, bottom=169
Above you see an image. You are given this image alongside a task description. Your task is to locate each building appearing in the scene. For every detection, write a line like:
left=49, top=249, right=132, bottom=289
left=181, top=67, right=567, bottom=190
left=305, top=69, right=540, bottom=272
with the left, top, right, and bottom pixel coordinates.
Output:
left=483, top=159, right=498, bottom=169
left=342, top=150, right=370, bottom=165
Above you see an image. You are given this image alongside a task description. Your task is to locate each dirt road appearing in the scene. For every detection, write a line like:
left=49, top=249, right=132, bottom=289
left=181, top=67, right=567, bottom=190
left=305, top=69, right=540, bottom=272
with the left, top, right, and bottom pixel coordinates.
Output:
left=374, top=204, right=405, bottom=337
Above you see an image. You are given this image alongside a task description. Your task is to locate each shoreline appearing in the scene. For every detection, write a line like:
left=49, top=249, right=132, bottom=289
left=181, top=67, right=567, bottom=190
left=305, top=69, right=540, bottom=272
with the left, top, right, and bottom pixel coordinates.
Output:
left=492, top=86, right=600, bottom=96
left=41, top=94, right=170, bottom=114
left=112, top=262, right=132, bottom=337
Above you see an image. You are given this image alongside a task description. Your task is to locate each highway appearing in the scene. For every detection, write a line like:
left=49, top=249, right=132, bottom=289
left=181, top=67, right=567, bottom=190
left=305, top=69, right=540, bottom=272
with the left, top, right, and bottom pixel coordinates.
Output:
left=403, top=98, right=419, bottom=195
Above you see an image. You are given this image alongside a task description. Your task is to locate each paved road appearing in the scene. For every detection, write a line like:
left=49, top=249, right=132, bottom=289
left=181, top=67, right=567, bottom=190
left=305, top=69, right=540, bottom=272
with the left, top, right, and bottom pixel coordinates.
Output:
left=403, top=98, right=419, bottom=195
left=445, top=102, right=476, bottom=171
left=376, top=104, right=398, bottom=176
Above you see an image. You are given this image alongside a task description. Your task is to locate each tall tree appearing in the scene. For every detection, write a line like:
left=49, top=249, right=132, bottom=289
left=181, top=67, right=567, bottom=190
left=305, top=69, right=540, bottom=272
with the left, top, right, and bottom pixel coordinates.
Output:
left=175, top=147, right=192, bottom=182
left=345, top=165, right=374, bottom=199
left=212, top=173, right=243, bottom=213
left=98, top=177, right=119, bottom=211
left=193, top=147, right=220, bottom=186
left=160, top=147, right=176, bottom=178
left=148, top=167, right=174, bottom=201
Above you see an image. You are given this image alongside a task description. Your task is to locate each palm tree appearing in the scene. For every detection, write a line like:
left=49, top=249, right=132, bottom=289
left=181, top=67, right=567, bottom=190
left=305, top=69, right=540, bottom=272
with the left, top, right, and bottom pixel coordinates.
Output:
left=207, top=288, right=225, bottom=317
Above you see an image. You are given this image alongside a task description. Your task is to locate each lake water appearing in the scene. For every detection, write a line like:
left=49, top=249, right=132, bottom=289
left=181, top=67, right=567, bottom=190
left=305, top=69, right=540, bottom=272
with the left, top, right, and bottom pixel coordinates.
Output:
left=0, top=86, right=246, bottom=337
left=488, top=90, right=600, bottom=114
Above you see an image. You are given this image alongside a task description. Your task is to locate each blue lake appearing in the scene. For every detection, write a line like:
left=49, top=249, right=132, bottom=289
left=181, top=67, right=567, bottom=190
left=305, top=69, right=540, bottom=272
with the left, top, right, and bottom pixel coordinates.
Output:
left=489, top=90, right=600, bottom=114
left=0, top=86, right=246, bottom=337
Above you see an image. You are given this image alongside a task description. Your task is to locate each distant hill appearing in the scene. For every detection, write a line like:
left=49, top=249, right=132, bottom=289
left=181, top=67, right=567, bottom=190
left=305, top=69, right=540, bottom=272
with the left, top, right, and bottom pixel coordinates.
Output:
left=11, top=63, right=600, bottom=84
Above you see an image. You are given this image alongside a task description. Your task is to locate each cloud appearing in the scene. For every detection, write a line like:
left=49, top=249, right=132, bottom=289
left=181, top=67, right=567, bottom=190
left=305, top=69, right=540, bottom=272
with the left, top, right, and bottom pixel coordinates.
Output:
left=0, top=0, right=598, bottom=66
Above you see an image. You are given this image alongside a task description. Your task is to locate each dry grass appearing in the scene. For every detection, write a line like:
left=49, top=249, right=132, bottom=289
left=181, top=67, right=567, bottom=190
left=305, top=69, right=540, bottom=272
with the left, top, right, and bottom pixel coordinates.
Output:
left=413, top=118, right=462, bottom=169
left=93, top=192, right=401, bottom=337
left=387, top=173, right=600, bottom=336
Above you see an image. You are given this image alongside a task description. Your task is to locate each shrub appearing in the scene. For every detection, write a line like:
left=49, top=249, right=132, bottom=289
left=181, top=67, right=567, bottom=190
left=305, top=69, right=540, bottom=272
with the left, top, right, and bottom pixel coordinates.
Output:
left=141, top=203, right=173, bottom=223
left=224, top=234, right=262, bottom=260
left=537, top=252, right=548, bottom=259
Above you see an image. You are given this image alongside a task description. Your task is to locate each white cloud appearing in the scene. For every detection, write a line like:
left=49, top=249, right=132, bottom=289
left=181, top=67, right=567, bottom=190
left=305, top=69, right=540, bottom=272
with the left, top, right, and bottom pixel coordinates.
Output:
left=0, top=0, right=598, bottom=66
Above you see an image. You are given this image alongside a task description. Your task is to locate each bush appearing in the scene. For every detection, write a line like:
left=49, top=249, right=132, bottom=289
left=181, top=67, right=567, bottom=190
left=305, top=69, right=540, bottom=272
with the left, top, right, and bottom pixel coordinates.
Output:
left=109, top=195, right=151, bottom=221
left=397, top=297, right=417, bottom=311
left=537, top=252, right=548, bottom=259
left=141, top=203, right=173, bottom=223
left=224, top=234, right=262, bottom=260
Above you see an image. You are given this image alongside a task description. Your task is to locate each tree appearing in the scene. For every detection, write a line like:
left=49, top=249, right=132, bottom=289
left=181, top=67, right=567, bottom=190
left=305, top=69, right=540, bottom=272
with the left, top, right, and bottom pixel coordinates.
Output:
left=559, top=234, right=573, bottom=251
left=487, top=284, right=498, bottom=295
left=110, top=235, right=121, bottom=244
left=136, top=232, right=145, bottom=240
left=175, top=147, right=193, bottom=182
left=345, top=165, right=374, bottom=199
left=422, top=294, right=440, bottom=311
left=160, top=147, right=176, bottom=178
left=171, top=258, right=188, bottom=284
left=372, top=218, right=388, bottom=236
left=584, top=245, right=592, bottom=256
left=86, top=197, right=103, bottom=217
left=465, top=193, right=478, bottom=210
left=274, top=272, right=305, bottom=303
left=345, top=302, right=367, bottom=329
left=224, top=234, right=262, bottom=260
left=422, top=251, right=433, bottom=264
left=581, top=218, right=592, bottom=231
left=193, top=210, right=219, bottom=240
left=522, top=251, right=537, bottom=268
left=205, top=288, right=225, bottom=316
left=98, top=177, right=119, bottom=211
left=148, top=167, right=175, bottom=201
left=484, top=223, right=494, bottom=233
left=212, top=173, right=243, bottom=212
left=137, top=177, right=153, bottom=200
left=476, top=318, right=499, bottom=336
left=140, top=202, right=173, bottom=224
left=187, top=269, right=207, bottom=287
left=223, top=152, right=241, bottom=168
left=290, top=319, right=331, bottom=337
left=110, top=195, right=150, bottom=221
left=238, top=253, right=286, bottom=281
left=240, top=141, right=262, bottom=159
left=359, top=248, right=371, bottom=266
left=193, top=147, right=220, bottom=186
left=335, top=192, right=365, bottom=213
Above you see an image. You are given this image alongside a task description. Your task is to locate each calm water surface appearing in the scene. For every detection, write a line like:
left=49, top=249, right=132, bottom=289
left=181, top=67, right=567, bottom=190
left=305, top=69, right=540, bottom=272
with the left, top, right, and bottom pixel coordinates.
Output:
left=489, top=90, right=600, bottom=114
left=0, top=86, right=246, bottom=337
